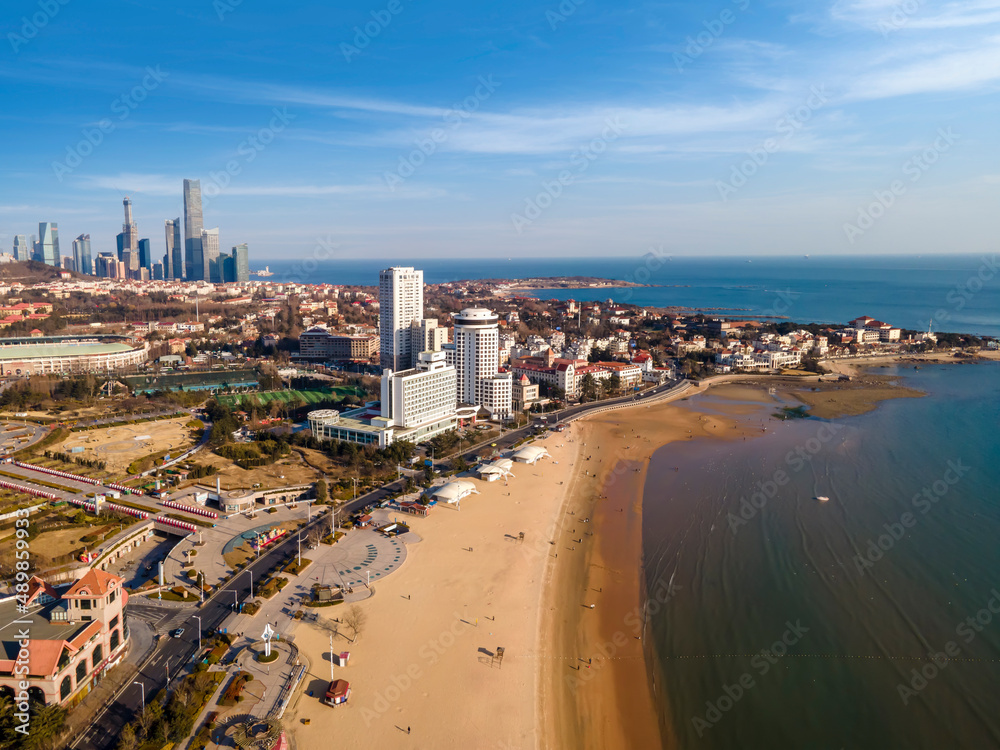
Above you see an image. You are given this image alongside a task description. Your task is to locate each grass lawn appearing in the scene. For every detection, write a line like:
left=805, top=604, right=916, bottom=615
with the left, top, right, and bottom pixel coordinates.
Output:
left=217, top=387, right=364, bottom=409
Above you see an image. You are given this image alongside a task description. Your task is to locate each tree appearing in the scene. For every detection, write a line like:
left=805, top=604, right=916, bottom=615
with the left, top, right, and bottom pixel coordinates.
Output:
left=579, top=373, right=598, bottom=403
left=315, top=478, right=328, bottom=503
left=116, top=723, right=138, bottom=750
left=344, top=604, right=367, bottom=643
left=21, top=703, right=66, bottom=750
left=606, top=373, right=622, bottom=397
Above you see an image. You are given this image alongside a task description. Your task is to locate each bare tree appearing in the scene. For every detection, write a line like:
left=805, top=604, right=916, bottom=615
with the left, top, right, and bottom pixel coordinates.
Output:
left=343, top=605, right=367, bottom=643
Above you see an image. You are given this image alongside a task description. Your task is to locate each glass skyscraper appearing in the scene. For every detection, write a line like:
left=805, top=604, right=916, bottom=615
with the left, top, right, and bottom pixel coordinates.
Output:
left=72, top=234, right=93, bottom=275
left=232, top=243, right=250, bottom=282
left=13, top=235, right=29, bottom=262
left=138, top=238, right=152, bottom=274
left=37, top=222, right=59, bottom=266
left=183, top=179, right=204, bottom=280
left=165, top=218, right=182, bottom=279
left=201, top=227, right=220, bottom=282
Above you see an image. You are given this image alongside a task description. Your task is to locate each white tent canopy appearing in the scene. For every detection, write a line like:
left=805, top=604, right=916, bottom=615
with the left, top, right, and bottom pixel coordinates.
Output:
left=477, top=458, right=515, bottom=481
left=511, top=445, right=550, bottom=464
left=430, top=481, right=480, bottom=505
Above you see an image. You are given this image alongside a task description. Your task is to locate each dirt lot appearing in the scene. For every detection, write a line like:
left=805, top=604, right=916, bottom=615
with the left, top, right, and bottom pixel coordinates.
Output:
left=59, top=417, right=198, bottom=472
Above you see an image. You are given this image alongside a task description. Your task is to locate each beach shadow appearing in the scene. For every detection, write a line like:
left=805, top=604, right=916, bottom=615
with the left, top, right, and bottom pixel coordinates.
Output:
left=504, top=534, right=519, bottom=541
left=303, top=677, right=329, bottom=698
left=478, top=647, right=494, bottom=658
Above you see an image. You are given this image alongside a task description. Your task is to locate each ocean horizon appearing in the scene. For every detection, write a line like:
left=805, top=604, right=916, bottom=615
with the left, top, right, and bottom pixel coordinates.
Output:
left=254, top=254, right=1000, bottom=338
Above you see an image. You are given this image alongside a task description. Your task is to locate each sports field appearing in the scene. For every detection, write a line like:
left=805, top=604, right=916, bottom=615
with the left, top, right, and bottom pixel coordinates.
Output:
left=217, top=387, right=364, bottom=408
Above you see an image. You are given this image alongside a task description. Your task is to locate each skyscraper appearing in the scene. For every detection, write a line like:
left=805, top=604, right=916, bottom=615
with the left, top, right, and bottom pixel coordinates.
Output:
left=37, top=223, right=59, bottom=266
left=72, top=234, right=93, bottom=275
left=164, top=218, right=182, bottom=279
left=183, top=179, right=204, bottom=280
left=201, top=228, right=220, bottom=282
left=137, top=238, right=152, bottom=276
left=449, top=307, right=512, bottom=418
left=379, top=266, right=424, bottom=372
left=231, top=243, right=249, bottom=283
left=13, top=235, right=29, bottom=262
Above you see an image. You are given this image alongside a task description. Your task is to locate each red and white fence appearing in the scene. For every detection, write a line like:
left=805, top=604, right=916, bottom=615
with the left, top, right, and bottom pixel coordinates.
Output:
left=12, top=460, right=101, bottom=486
left=105, top=482, right=133, bottom=494
left=0, top=479, right=59, bottom=500
left=160, top=500, right=217, bottom=519
left=155, top=515, right=197, bottom=533
left=64, top=496, right=149, bottom=519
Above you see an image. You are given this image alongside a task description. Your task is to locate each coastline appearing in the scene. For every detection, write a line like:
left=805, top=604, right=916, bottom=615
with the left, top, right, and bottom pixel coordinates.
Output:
left=539, top=395, right=757, bottom=750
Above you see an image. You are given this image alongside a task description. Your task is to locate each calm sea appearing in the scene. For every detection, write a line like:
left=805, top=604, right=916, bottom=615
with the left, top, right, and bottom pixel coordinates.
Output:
left=256, top=254, right=1000, bottom=337
left=641, top=362, right=1000, bottom=749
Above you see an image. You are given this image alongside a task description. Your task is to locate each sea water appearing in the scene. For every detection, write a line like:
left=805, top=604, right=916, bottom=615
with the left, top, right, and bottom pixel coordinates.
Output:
left=641, top=362, right=1000, bottom=749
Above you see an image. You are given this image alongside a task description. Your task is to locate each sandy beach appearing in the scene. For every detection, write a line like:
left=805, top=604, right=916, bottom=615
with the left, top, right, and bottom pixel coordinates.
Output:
left=284, top=429, right=581, bottom=749
left=279, top=356, right=989, bottom=749
left=278, top=391, right=750, bottom=750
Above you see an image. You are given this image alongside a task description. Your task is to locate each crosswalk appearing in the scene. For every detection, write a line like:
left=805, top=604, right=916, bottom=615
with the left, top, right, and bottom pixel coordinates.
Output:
left=128, top=602, right=191, bottom=632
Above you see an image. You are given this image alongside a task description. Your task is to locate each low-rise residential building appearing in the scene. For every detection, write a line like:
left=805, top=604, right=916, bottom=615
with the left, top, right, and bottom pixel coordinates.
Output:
left=298, top=328, right=379, bottom=362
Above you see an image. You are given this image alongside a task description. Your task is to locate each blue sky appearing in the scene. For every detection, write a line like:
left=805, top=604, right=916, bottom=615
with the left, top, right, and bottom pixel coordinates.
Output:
left=2, top=0, right=999, bottom=261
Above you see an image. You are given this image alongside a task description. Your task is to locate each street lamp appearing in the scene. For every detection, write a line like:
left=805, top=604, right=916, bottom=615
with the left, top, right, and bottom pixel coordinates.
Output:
left=194, top=615, right=202, bottom=653
left=297, top=534, right=301, bottom=567
left=250, top=570, right=253, bottom=598
left=165, top=658, right=171, bottom=688
left=133, top=681, right=144, bottom=712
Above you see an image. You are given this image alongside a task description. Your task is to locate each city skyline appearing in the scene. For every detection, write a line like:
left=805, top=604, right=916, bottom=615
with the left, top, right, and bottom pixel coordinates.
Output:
left=3, top=2, right=999, bottom=259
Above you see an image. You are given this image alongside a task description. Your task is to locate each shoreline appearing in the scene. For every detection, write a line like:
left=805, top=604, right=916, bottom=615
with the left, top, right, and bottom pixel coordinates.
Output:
left=539, top=394, right=759, bottom=750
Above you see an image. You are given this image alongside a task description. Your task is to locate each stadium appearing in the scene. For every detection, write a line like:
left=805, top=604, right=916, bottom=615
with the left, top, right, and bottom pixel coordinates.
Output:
left=0, top=335, right=147, bottom=376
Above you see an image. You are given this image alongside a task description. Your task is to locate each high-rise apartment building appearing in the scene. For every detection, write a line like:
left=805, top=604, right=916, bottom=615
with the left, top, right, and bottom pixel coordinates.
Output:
left=379, top=266, right=424, bottom=372
left=201, top=228, right=220, bottom=282
left=231, top=243, right=250, bottom=282
left=164, top=219, right=182, bottom=279
left=36, top=223, right=59, bottom=266
left=183, top=179, right=204, bottom=280
left=13, top=235, right=29, bottom=262
left=411, top=318, right=448, bottom=355
left=449, top=307, right=511, bottom=419
left=72, top=234, right=93, bottom=275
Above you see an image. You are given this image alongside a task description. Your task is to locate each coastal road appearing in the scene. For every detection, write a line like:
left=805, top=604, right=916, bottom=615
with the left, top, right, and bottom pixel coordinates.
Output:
left=72, top=510, right=331, bottom=750
left=72, top=380, right=684, bottom=748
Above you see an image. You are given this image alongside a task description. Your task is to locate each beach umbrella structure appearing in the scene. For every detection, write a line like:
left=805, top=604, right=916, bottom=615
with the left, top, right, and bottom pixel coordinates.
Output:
left=429, top=481, right=480, bottom=509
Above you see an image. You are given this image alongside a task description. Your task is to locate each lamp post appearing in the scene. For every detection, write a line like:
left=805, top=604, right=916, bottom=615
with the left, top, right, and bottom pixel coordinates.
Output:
left=352, top=477, right=358, bottom=501
left=250, top=570, right=253, bottom=599
left=165, top=658, right=171, bottom=689
left=194, top=615, right=202, bottom=653
left=133, top=681, right=144, bottom=712
left=297, top=534, right=301, bottom=567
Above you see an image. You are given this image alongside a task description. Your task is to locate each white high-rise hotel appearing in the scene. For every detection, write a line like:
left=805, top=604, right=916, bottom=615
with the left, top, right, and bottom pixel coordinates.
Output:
left=448, top=308, right=512, bottom=420
left=379, top=266, right=424, bottom=371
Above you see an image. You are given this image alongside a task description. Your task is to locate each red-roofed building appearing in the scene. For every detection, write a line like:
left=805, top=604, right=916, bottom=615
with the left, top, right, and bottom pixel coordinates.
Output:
left=0, top=570, right=128, bottom=708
